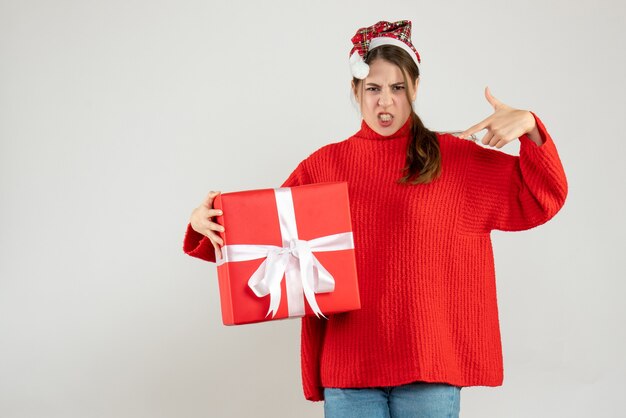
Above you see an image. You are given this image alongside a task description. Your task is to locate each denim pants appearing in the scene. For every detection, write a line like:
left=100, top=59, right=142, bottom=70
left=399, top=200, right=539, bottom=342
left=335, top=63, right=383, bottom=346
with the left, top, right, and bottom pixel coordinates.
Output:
left=323, top=381, right=461, bottom=418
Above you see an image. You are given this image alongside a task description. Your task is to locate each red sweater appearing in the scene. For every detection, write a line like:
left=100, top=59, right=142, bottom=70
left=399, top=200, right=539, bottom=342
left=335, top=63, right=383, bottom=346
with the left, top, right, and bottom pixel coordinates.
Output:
left=182, top=112, right=568, bottom=402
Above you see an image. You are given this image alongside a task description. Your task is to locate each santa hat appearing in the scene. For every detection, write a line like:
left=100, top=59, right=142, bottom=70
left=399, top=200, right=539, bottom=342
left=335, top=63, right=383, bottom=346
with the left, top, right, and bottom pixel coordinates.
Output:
left=349, top=20, right=421, bottom=79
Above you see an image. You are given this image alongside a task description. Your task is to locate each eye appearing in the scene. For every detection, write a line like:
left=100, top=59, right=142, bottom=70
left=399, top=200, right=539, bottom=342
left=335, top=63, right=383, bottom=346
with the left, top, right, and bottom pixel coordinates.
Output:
left=366, top=87, right=380, bottom=92
left=393, top=85, right=405, bottom=90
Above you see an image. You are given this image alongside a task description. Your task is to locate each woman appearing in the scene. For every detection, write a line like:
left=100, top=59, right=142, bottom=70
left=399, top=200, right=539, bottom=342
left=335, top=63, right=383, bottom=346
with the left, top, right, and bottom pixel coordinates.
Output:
left=184, top=20, right=568, bottom=418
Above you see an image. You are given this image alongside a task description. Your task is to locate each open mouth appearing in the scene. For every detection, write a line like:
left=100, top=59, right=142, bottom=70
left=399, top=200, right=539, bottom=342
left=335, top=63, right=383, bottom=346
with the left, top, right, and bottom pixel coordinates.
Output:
left=378, top=113, right=393, bottom=122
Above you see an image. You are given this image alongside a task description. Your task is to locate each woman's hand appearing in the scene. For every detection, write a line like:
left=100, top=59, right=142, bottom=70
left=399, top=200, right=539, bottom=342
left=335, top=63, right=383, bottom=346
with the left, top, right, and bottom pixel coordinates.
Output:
left=458, top=86, right=541, bottom=148
left=190, top=190, right=225, bottom=259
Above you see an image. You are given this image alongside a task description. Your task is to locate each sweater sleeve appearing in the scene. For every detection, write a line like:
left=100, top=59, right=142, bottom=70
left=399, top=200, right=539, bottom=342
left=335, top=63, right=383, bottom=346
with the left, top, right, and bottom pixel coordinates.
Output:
left=182, top=222, right=217, bottom=263
left=462, top=111, right=568, bottom=233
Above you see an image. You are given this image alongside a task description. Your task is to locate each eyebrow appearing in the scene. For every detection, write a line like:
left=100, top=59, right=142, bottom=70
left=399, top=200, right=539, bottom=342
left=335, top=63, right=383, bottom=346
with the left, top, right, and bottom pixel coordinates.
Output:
left=365, top=82, right=405, bottom=87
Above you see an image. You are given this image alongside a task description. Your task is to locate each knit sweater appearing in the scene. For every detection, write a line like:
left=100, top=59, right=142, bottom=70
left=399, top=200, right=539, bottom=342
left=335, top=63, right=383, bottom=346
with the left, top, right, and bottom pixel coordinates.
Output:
left=182, top=111, right=568, bottom=402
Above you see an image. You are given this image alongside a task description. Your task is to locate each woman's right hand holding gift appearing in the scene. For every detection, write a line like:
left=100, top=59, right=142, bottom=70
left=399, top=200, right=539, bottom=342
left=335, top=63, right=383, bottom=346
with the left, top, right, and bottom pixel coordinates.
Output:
left=190, top=190, right=225, bottom=260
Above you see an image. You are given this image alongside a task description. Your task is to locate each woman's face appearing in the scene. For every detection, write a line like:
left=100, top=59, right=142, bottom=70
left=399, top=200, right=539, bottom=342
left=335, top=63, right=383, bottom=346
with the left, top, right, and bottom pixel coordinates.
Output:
left=352, top=58, right=419, bottom=136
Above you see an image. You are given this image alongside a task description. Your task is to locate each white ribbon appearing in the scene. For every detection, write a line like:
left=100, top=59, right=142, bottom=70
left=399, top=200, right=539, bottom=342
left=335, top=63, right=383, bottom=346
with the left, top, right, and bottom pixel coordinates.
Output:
left=215, top=187, right=354, bottom=319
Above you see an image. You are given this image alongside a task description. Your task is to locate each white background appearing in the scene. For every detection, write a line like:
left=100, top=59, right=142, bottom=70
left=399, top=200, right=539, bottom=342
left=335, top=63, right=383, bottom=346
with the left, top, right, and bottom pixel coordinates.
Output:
left=1, top=0, right=624, bottom=417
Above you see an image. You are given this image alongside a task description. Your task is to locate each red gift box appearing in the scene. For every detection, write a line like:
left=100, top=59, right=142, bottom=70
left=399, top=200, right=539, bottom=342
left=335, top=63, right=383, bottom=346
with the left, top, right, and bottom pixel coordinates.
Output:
left=211, top=181, right=361, bottom=325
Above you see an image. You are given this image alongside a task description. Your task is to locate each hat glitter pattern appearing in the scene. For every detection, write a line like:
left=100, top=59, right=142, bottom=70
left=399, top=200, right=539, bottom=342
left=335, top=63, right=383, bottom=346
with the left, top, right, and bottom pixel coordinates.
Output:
left=349, top=20, right=421, bottom=79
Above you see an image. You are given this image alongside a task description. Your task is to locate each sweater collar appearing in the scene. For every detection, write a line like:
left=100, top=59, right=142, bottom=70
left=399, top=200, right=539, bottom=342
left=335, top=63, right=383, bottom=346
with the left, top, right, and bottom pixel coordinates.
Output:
left=354, top=115, right=412, bottom=140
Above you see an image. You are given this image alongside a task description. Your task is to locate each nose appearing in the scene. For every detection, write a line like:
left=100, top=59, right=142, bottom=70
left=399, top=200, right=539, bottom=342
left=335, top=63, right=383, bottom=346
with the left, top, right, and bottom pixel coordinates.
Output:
left=378, top=88, right=392, bottom=107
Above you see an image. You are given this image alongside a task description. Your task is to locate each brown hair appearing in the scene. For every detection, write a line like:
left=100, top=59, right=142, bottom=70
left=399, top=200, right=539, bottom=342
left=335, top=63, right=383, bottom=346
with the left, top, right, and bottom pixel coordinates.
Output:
left=352, top=45, right=442, bottom=185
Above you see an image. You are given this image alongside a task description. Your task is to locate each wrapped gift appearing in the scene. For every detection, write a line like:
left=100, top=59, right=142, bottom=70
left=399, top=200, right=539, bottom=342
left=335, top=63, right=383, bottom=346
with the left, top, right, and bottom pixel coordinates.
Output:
left=211, top=181, right=361, bottom=325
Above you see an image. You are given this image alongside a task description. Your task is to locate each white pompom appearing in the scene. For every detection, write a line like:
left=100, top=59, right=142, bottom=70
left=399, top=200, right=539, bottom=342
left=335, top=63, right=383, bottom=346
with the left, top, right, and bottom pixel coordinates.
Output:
left=351, top=60, right=370, bottom=79
left=349, top=51, right=370, bottom=79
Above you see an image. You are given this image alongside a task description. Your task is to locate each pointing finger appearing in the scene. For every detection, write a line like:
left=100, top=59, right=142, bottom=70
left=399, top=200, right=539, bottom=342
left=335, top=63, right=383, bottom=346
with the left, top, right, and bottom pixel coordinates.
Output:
left=458, top=116, right=491, bottom=139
